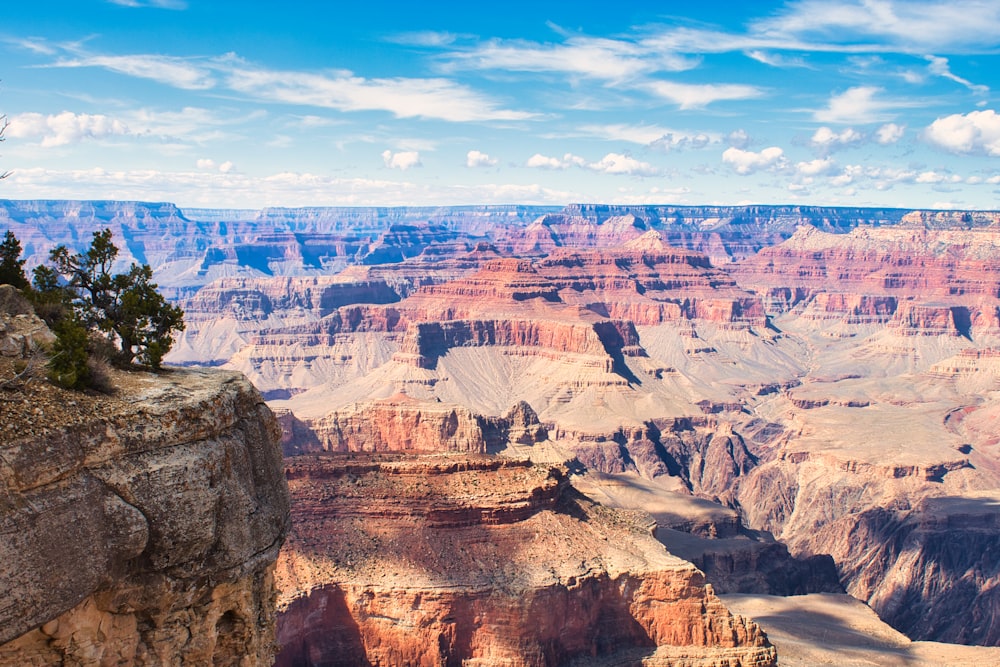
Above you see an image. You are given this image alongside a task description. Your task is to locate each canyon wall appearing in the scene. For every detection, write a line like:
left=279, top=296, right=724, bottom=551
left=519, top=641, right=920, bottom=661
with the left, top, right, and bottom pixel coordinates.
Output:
left=275, top=454, right=777, bottom=667
left=0, top=363, right=290, bottom=666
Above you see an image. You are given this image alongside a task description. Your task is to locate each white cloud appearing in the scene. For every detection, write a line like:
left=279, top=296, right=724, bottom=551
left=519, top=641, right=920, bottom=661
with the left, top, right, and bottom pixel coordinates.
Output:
left=124, top=106, right=254, bottom=142
left=46, top=49, right=536, bottom=123
left=722, top=146, right=786, bottom=174
left=294, top=115, right=338, bottom=128
left=225, top=66, right=537, bottom=123
left=382, top=150, right=421, bottom=170
left=915, top=171, right=944, bottom=184
left=610, top=186, right=692, bottom=205
left=811, top=126, right=864, bottom=150
left=814, top=86, right=897, bottom=124
left=876, top=123, right=905, bottom=144
left=4, top=166, right=581, bottom=208
left=579, top=124, right=718, bottom=150
left=390, top=31, right=462, bottom=48
left=466, top=150, right=497, bottom=168
left=445, top=38, right=646, bottom=81
left=586, top=153, right=659, bottom=176
left=924, top=110, right=1000, bottom=156
left=644, top=81, right=763, bottom=109
left=751, top=0, right=1000, bottom=53
left=925, top=56, right=989, bottom=96
left=442, top=35, right=697, bottom=81
left=830, top=164, right=863, bottom=186
left=7, top=111, right=130, bottom=147
left=107, top=0, right=187, bottom=8
left=727, top=129, right=750, bottom=149
left=745, top=50, right=808, bottom=68
left=526, top=153, right=586, bottom=169
left=797, top=157, right=837, bottom=176
left=53, top=54, right=215, bottom=90
left=196, top=158, right=235, bottom=172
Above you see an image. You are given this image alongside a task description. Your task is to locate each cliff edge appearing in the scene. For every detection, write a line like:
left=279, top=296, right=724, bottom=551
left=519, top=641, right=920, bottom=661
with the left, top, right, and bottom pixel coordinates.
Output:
left=0, top=290, right=291, bottom=666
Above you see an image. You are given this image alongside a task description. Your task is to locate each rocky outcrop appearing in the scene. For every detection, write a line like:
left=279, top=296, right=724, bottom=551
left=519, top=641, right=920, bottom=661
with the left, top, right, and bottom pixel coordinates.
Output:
left=724, top=592, right=1000, bottom=666
left=296, top=397, right=549, bottom=457
left=494, top=204, right=918, bottom=263
left=733, top=454, right=1000, bottom=645
left=0, top=286, right=55, bottom=358
left=275, top=454, right=776, bottom=666
left=0, top=368, right=290, bottom=666
left=392, top=318, right=640, bottom=371
left=305, top=395, right=491, bottom=454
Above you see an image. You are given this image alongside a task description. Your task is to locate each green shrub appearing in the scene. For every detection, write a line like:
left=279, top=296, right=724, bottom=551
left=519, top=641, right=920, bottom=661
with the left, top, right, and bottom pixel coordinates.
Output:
left=48, top=315, right=91, bottom=390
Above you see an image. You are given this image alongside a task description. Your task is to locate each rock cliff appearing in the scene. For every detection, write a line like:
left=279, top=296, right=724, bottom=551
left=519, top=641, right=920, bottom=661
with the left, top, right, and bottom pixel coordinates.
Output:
left=275, top=453, right=777, bottom=667
left=0, top=365, right=290, bottom=666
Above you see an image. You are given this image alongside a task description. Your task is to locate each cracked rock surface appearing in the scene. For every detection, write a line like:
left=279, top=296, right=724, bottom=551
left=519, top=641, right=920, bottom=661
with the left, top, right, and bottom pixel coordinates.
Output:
left=0, top=361, right=290, bottom=667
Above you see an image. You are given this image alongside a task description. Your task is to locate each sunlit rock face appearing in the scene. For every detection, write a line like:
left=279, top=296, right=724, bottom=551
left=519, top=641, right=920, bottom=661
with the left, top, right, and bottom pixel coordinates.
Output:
left=273, top=453, right=777, bottom=667
left=0, top=366, right=290, bottom=666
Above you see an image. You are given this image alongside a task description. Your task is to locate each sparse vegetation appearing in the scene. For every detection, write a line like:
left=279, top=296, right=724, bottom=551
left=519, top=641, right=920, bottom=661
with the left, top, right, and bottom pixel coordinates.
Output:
left=1, top=228, right=185, bottom=391
left=48, top=229, right=185, bottom=370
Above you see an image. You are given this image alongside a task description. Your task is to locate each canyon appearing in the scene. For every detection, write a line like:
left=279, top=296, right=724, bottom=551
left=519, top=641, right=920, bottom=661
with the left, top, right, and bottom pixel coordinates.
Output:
left=6, top=200, right=1000, bottom=664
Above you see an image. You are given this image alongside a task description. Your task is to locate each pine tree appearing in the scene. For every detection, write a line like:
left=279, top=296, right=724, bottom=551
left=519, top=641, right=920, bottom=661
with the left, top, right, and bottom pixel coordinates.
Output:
left=49, top=229, right=185, bottom=369
left=0, top=230, right=28, bottom=289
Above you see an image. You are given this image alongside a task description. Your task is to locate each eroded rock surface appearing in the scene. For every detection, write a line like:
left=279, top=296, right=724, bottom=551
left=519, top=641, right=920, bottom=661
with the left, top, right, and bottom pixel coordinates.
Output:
left=0, top=368, right=290, bottom=666
left=275, top=453, right=777, bottom=667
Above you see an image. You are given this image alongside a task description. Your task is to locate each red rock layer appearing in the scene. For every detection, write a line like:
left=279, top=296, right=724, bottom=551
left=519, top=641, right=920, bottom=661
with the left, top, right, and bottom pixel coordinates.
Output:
left=274, top=454, right=776, bottom=667
left=304, top=396, right=491, bottom=454
left=735, top=225, right=1000, bottom=300
left=732, top=225, right=1000, bottom=336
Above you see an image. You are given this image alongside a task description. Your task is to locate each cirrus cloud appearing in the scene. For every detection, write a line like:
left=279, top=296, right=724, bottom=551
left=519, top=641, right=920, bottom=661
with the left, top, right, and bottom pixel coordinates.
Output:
left=107, top=0, right=187, bottom=8
left=643, top=80, right=763, bottom=109
left=814, top=86, right=898, bottom=124
left=52, top=54, right=215, bottom=90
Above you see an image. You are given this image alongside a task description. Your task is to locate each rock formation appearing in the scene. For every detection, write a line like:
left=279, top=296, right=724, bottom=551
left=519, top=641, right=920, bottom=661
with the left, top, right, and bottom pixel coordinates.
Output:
left=0, top=318, right=290, bottom=667
left=723, top=593, right=1000, bottom=666
left=275, top=453, right=777, bottom=667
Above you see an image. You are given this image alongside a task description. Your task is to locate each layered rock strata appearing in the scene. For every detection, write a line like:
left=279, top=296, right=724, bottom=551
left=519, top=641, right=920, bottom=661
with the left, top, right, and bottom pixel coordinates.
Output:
left=275, top=453, right=776, bottom=667
left=0, top=368, right=290, bottom=666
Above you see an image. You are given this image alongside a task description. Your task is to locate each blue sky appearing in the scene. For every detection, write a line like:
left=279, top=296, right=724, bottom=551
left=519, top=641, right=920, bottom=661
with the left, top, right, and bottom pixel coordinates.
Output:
left=2, top=0, right=1000, bottom=209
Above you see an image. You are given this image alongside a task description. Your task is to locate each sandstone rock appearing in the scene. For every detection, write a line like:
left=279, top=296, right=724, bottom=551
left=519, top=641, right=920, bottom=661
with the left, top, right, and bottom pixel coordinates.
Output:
left=306, top=395, right=491, bottom=454
left=724, top=592, right=1000, bottom=666
left=274, top=453, right=776, bottom=667
left=0, top=369, right=290, bottom=666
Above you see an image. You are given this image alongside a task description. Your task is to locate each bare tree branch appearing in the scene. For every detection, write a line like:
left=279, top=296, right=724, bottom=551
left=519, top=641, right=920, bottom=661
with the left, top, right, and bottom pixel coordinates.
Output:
left=0, top=113, right=8, bottom=180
